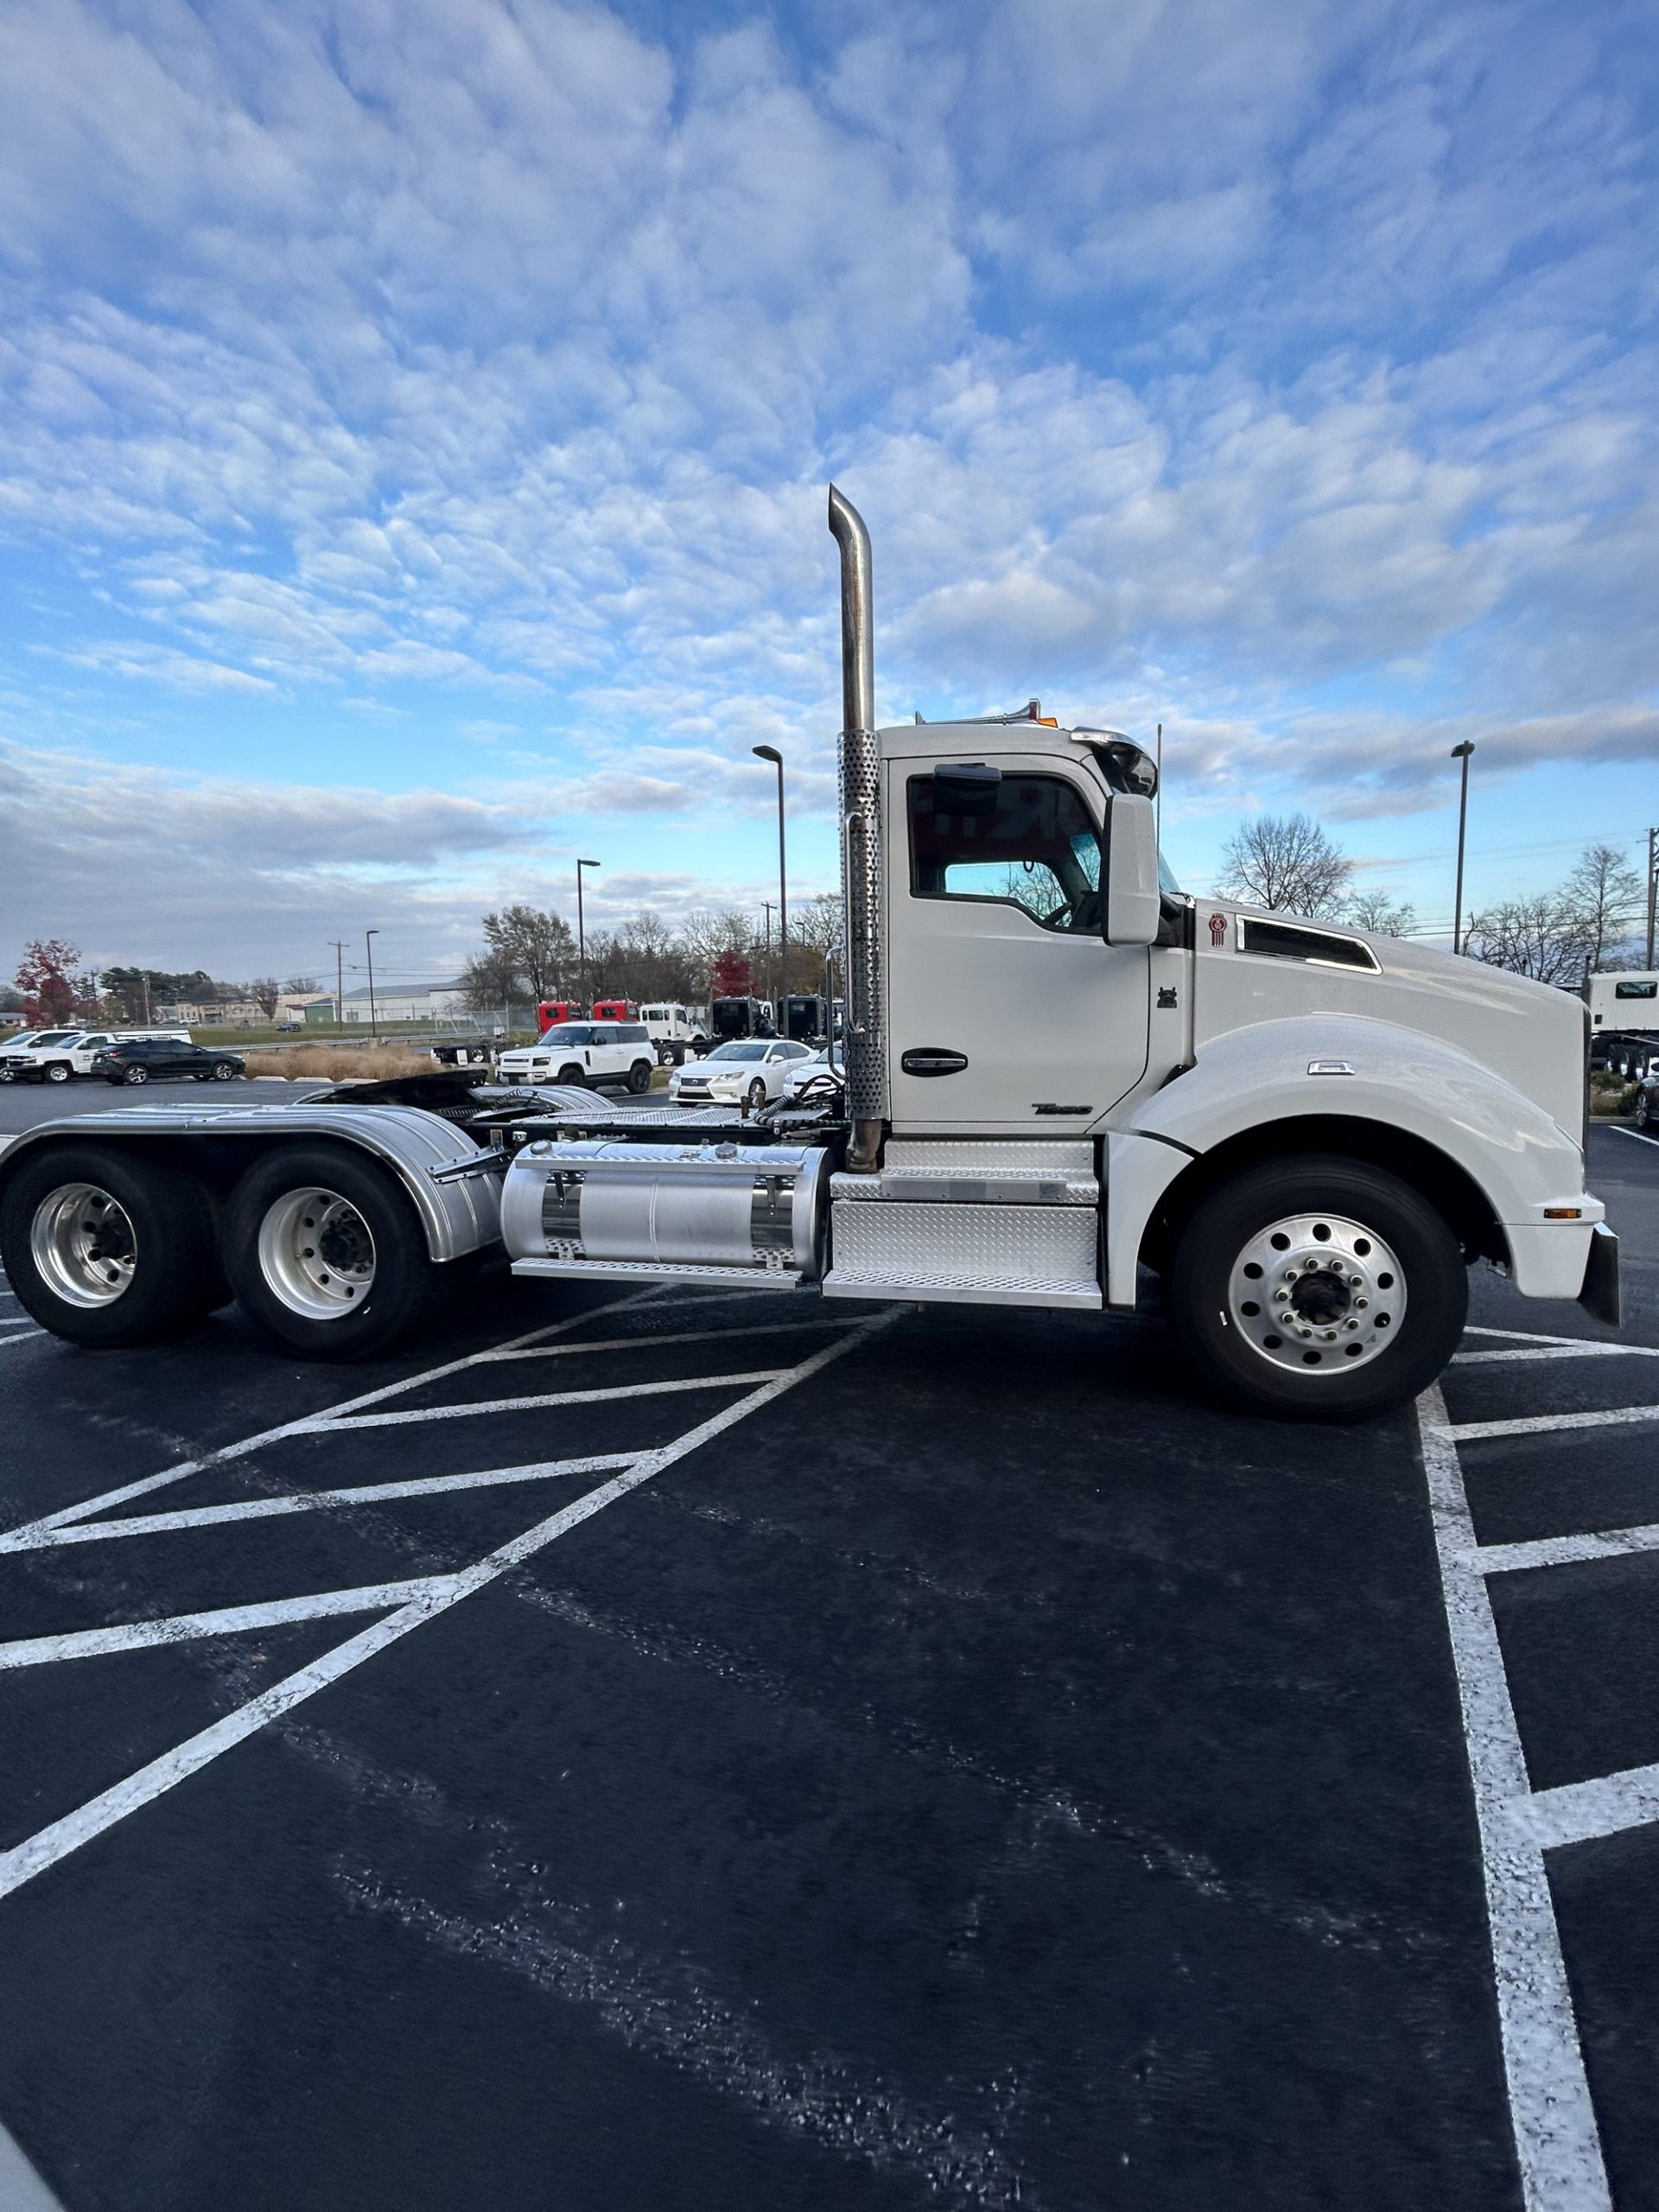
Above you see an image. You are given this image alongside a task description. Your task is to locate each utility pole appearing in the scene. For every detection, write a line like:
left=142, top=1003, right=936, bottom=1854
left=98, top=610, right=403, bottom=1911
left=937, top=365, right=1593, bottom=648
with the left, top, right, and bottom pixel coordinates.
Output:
left=576, top=859, right=601, bottom=1014
left=1449, top=741, right=1475, bottom=955
left=1647, top=827, right=1658, bottom=970
left=365, top=929, right=380, bottom=1041
left=328, top=940, right=346, bottom=1033
left=760, top=901, right=774, bottom=1009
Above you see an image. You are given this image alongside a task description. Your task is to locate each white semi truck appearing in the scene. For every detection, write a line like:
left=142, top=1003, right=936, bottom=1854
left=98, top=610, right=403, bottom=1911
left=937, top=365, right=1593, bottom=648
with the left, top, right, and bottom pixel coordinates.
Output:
left=0, top=489, right=1616, bottom=1418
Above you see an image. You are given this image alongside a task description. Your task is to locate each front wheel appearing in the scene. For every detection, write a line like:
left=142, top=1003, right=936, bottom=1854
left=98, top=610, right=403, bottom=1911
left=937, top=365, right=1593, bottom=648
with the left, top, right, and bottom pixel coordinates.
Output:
left=1637, top=1089, right=1652, bottom=1130
left=45, top=1062, right=71, bottom=1084
left=1166, top=1154, right=1466, bottom=1421
left=212, top=1059, right=238, bottom=1081
left=222, top=1145, right=435, bottom=1360
left=746, top=1079, right=767, bottom=1115
left=556, top=1064, right=587, bottom=1089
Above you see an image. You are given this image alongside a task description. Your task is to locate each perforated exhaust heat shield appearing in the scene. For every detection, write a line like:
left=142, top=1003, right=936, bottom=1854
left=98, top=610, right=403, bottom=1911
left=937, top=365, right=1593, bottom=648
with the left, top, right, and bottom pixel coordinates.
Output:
left=827, top=485, right=886, bottom=1168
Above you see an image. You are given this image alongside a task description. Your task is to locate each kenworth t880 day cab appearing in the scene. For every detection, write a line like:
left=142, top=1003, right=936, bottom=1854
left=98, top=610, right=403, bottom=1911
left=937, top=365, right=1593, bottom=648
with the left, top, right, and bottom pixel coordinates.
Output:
left=0, top=489, right=1616, bottom=1418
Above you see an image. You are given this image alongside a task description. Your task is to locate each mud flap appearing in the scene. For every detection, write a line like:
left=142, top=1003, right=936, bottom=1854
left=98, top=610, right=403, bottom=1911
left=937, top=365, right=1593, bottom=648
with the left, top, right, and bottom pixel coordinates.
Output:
left=1579, top=1221, right=1621, bottom=1328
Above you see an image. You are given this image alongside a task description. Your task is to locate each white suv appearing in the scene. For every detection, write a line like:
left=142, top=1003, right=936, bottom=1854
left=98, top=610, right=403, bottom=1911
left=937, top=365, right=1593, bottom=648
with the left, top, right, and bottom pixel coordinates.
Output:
left=4, top=1029, right=192, bottom=1084
left=496, top=1020, right=656, bottom=1095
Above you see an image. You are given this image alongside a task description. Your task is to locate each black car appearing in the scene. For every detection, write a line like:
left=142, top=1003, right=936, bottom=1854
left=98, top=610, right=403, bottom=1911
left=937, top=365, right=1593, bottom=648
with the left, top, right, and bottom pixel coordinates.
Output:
left=96, top=1039, right=245, bottom=1086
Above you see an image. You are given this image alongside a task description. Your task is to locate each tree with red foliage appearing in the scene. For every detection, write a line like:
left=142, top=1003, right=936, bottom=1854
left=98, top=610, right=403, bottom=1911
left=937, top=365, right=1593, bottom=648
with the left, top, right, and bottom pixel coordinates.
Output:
left=711, top=949, right=752, bottom=999
left=16, top=938, right=81, bottom=1027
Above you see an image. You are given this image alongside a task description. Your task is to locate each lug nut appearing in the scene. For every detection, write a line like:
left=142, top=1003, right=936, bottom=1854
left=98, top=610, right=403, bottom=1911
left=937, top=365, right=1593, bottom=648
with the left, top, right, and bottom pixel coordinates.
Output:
left=1356, top=1297, right=1369, bottom=1310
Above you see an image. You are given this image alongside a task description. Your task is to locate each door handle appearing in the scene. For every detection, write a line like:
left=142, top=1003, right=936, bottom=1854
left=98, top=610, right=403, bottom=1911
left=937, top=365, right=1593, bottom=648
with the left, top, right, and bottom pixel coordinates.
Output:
left=901, top=1047, right=969, bottom=1077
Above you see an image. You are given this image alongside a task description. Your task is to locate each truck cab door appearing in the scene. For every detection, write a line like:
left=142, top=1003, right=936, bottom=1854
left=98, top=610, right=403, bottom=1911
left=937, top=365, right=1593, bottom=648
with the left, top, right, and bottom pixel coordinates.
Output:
left=884, top=757, right=1151, bottom=1134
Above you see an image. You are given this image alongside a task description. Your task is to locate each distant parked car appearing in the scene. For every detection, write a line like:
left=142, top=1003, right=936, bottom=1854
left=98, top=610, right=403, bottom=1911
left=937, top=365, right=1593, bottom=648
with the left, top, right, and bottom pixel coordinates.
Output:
left=96, top=1039, right=245, bottom=1086
left=1634, top=1071, right=1659, bottom=1131
left=667, top=1038, right=814, bottom=1113
left=779, top=1046, right=839, bottom=1100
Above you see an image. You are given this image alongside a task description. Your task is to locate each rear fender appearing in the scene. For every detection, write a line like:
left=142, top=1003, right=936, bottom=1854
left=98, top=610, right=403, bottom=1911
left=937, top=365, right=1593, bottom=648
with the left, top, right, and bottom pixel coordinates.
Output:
left=0, top=1103, right=502, bottom=1262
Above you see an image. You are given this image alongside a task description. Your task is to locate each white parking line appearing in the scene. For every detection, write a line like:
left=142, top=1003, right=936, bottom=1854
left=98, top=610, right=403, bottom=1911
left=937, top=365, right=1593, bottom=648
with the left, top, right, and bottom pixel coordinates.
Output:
left=0, top=1581, right=455, bottom=1669
left=1527, top=1761, right=1659, bottom=1851
left=0, top=1285, right=671, bottom=1551
left=1417, top=1382, right=1612, bottom=2207
left=1451, top=1403, right=1659, bottom=1442
left=477, top=1319, right=860, bottom=1363
left=0, top=1312, right=896, bottom=1904
left=1454, top=1344, right=1659, bottom=1366
left=308, top=1370, right=785, bottom=1436
left=1475, top=1522, right=1659, bottom=1575
left=0, top=1452, right=640, bottom=1553
left=1611, top=1125, right=1659, bottom=1150
left=0, top=1331, right=41, bottom=1349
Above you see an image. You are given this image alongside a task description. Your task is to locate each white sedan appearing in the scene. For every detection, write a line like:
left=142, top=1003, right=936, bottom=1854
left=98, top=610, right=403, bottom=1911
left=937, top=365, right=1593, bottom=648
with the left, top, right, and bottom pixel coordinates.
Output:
left=780, top=1046, right=840, bottom=1100
left=667, top=1039, right=815, bottom=1113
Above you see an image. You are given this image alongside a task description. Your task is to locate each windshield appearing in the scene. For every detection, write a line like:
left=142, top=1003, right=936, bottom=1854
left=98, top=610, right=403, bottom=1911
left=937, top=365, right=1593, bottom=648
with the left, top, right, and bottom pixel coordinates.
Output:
left=1158, top=852, right=1182, bottom=897
left=707, top=1042, right=766, bottom=1063
left=537, top=1026, right=592, bottom=1046
left=34, top=1033, right=79, bottom=1046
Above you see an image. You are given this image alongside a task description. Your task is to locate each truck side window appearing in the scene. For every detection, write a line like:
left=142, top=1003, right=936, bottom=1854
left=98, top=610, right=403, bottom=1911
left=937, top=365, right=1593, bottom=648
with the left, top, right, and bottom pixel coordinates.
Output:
left=908, top=772, right=1103, bottom=934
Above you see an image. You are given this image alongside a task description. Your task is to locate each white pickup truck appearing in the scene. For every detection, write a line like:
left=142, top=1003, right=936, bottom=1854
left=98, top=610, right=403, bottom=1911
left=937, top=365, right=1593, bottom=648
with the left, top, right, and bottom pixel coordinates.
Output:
left=0, top=488, right=1615, bottom=1420
left=3, top=1029, right=192, bottom=1084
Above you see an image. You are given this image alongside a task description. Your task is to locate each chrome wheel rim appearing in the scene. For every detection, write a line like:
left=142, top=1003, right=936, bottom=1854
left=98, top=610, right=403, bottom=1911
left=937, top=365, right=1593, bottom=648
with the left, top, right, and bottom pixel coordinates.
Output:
left=125, top=1066, right=149, bottom=1084
left=213, top=1061, right=235, bottom=1079
left=1228, top=1211, right=1406, bottom=1376
left=30, top=1183, right=137, bottom=1306
left=257, top=1186, right=376, bottom=1319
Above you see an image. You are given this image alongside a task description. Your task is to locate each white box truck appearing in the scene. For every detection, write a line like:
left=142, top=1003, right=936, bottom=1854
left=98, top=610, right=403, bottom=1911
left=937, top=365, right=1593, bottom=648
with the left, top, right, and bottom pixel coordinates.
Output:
left=0, top=489, right=1614, bottom=1419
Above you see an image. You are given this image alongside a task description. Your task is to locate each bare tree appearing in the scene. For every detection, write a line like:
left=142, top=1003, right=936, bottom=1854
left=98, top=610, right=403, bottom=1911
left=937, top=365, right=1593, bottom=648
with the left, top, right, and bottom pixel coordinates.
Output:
left=480, top=906, right=576, bottom=1001
left=1465, top=895, right=1592, bottom=988
left=458, top=947, right=521, bottom=1014
left=249, top=976, right=282, bottom=1020
left=1560, top=843, right=1643, bottom=971
left=1216, top=813, right=1354, bottom=918
left=1344, top=889, right=1417, bottom=938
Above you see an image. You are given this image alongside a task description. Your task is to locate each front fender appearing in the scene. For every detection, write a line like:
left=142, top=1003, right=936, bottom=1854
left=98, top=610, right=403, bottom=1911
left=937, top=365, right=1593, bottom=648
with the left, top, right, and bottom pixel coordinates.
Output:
left=1103, top=1014, right=1598, bottom=1303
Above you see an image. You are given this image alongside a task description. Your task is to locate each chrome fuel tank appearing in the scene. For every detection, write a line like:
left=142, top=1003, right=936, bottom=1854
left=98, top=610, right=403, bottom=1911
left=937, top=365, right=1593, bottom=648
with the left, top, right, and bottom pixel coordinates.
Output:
left=499, top=1140, right=833, bottom=1286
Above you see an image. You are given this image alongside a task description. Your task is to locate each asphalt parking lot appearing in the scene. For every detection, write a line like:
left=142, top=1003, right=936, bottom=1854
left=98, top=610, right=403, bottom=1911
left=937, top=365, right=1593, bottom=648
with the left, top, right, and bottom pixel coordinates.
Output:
left=3, top=1120, right=1659, bottom=2210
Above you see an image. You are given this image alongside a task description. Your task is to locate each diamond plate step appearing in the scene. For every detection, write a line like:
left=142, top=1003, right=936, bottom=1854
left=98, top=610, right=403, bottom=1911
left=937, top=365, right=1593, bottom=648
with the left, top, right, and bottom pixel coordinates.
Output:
left=883, top=1138, right=1094, bottom=1173
left=822, top=1198, right=1101, bottom=1312
left=831, top=1167, right=1097, bottom=1206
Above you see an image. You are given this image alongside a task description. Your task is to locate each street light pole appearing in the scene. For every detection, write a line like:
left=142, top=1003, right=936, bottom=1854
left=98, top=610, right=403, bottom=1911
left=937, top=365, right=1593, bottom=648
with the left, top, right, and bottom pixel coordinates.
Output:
left=753, top=746, right=786, bottom=1027
left=1450, top=742, right=1475, bottom=955
left=576, top=859, right=601, bottom=1014
left=365, top=929, right=380, bottom=1041
left=329, top=940, right=346, bottom=1032
left=760, top=900, right=774, bottom=1009
left=1647, top=826, right=1658, bottom=970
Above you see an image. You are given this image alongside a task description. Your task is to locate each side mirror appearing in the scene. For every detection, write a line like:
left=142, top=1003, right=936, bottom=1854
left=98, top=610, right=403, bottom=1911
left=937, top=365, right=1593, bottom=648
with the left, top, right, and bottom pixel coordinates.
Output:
left=1104, top=795, right=1160, bottom=944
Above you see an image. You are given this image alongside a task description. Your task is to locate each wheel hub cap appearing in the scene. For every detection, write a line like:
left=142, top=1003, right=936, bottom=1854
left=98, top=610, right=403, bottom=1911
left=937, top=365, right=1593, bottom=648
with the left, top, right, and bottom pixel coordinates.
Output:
left=30, top=1183, right=137, bottom=1306
left=257, top=1187, right=377, bottom=1319
left=1227, top=1211, right=1406, bottom=1376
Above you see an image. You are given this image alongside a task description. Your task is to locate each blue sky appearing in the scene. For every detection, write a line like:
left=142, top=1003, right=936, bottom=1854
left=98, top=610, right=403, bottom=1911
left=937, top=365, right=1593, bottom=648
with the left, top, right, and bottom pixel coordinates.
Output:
left=1, top=0, right=1655, bottom=986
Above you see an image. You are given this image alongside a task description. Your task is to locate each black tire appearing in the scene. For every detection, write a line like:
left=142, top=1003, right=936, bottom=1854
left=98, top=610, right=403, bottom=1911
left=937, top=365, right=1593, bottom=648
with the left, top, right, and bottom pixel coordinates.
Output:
left=124, top=1065, right=150, bottom=1086
left=1637, top=1089, right=1651, bottom=1130
left=627, top=1059, right=652, bottom=1095
left=45, top=1062, right=71, bottom=1084
left=222, top=1144, right=435, bottom=1361
left=213, top=1060, right=238, bottom=1081
left=1166, top=1153, right=1467, bottom=1421
left=746, top=1079, right=766, bottom=1114
left=0, top=1143, right=220, bottom=1347
left=556, top=1064, right=587, bottom=1088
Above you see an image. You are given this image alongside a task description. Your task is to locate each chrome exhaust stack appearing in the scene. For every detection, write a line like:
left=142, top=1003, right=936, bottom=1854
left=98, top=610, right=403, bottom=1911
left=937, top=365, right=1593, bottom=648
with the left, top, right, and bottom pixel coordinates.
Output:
left=828, top=485, right=886, bottom=1170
